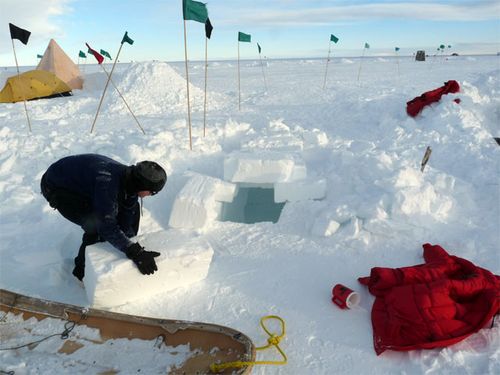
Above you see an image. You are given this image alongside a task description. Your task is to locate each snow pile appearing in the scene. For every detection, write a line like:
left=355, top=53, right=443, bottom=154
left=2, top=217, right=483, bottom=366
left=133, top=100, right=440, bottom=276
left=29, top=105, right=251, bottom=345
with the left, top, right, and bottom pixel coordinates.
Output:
left=84, top=230, right=214, bottom=308
left=107, top=61, right=229, bottom=114
left=390, top=167, right=454, bottom=222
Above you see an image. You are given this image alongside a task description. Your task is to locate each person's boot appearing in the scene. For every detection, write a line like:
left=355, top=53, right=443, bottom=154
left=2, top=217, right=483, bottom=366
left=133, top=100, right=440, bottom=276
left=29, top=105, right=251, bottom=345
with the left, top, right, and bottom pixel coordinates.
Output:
left=72, top=232, right=99, bottom=281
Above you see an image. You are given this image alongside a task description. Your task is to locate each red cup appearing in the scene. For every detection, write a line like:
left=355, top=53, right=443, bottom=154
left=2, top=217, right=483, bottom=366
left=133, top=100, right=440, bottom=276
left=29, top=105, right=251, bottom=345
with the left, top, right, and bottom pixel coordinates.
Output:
left=332, top=284, right=360, bottom=309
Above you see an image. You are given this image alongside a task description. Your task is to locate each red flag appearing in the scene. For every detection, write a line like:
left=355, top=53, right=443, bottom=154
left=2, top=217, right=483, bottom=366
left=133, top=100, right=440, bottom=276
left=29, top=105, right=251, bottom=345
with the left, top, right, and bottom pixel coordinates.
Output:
left=85, top=43, right=104, bottom=64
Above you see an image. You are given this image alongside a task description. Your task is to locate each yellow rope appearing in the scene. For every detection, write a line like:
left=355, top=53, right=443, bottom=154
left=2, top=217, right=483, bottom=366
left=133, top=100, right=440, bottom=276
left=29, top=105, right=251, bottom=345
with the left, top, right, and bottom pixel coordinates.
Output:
left=210, top=315, right=287, bottom=373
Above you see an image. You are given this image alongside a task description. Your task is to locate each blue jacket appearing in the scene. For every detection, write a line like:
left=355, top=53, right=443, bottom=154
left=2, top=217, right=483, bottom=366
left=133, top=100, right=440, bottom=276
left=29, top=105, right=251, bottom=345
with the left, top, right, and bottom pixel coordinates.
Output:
left=45, top=154, right=138, bottom=253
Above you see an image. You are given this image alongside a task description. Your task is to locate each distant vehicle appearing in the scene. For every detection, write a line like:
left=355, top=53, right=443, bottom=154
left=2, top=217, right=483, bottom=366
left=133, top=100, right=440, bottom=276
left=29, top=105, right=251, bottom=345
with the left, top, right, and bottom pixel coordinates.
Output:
left=415, top=50, right=426, bottom=61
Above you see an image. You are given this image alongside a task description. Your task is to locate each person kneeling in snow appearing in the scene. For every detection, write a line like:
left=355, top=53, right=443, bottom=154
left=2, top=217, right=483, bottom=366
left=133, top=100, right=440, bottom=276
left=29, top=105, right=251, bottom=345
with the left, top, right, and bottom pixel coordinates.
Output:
left=40, top=154, right=167, bottom=281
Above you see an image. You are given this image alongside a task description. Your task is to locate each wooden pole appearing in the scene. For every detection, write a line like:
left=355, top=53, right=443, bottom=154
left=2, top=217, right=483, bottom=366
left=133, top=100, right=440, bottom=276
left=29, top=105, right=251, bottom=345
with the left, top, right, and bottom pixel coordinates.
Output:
left=203, top=36, right=208, bottom=137
left=11, top=39, right=31, bottom=132
left=396, top=51, right=400, bottom=77
left=259, top=52, right=267, bottom=91
left=357, top=48, right=366, bottom=82
left=99, top=65, right=145, bottom=134
left=90, top=42, right=124, bottom=133
left=420, top=146, right=432, bottom=172
left=323, top=41, right=331, bottom=89
left=238, top=41, right=241, bottom=111
left=183, top=19, right=193, bottom=150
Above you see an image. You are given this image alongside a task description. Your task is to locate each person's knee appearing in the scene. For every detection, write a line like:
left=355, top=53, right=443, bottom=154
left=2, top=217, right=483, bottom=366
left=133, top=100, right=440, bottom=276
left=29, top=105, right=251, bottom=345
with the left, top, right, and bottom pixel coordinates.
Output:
left=82, top=231, right=100, bottom=246
left=81, top=215, right=99, bottom=236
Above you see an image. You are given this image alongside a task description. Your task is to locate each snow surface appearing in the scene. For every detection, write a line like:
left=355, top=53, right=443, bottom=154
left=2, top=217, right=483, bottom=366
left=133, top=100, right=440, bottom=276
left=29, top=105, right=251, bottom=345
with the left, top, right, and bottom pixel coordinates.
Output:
left=0, top=55, right=499, bottom=374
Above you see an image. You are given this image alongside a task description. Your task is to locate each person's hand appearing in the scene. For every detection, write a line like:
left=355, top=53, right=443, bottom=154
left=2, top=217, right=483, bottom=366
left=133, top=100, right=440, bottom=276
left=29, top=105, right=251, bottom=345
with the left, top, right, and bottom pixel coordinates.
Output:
left=126, top=243, right=160, bottom=275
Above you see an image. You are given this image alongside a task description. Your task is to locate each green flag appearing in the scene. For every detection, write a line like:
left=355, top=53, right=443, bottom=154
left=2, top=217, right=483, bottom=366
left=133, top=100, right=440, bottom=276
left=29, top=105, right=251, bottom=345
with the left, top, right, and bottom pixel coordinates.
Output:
left=330, top=34, right=339, bottom=43
left=183, top=0, right=208, bottom=23
left=37, top=54, right=43, bottom=58
left=364, top=42, right=370, bottom=49
left=238, top=32, right=251, bottom=43
left=79, top=50, right=86, bottom=58
left=100, top=49, right=112, bottom=59
left=395, top=47, right=400, bottom=52
left=121, top=31, right=134, bottom=45
left=257, top=43, right=261, bottom=54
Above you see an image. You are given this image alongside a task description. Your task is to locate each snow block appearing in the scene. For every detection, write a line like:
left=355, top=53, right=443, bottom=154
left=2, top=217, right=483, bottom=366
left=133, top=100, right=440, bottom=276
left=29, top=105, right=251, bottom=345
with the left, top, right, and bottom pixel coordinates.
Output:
left=311, top=214, right=341, bottom=237
left=241, top=135, right=304, bottom=152
left=169, top=173, right=237, bottom=229
left=274, top=178, right=327, bottom=203
left=83, top=230, right=214, bottom=308
left=224, top=151, right=306, bottom=184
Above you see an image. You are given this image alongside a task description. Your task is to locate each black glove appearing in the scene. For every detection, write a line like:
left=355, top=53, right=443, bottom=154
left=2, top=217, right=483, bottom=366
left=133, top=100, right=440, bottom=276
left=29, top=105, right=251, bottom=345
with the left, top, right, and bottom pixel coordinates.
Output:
left=72, top=263, right=85, bottom=281
left=126, top=243, right=160, bottom=275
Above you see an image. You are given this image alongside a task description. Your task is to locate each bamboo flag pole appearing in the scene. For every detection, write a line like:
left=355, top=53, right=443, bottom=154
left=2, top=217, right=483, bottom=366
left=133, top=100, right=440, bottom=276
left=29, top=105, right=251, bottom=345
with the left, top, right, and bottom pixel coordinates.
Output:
left=182, top=0, right=210, bottom=148
left=395, top=47, right=400, bottom=77
left=323, top=41, right=331, bottom=89
left=99, top=64, right=145, bottom=134
left=439, top=44, right=446, bottom=62
left=203, top=37, right=208, bottom=137
left=323, top=34, right=339, bottom=89
left=11, top=39, right=31, bottom=133
left=90, top=32, right=135, bottom=134
left=237, top=32, right=251, bottom=111
left=90, top=42, right=124, bottom=133
left=357, top=42, right=369, bottom=82
left=9, top=23, right=32, bottom=133
left=77, top=51, right=85, bottom=72
left=203, top=18, right=213, bottom=138
left=257, top=43, right=267, bottom=91
left=183, top=19, right=193, bottom=150
left=238, top=40, right=241, bottom=111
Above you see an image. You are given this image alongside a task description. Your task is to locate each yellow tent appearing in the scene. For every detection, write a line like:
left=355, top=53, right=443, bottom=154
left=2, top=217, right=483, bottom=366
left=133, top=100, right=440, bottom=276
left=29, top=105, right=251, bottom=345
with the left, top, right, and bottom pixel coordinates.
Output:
left=0, top=70, right=71, bottom=103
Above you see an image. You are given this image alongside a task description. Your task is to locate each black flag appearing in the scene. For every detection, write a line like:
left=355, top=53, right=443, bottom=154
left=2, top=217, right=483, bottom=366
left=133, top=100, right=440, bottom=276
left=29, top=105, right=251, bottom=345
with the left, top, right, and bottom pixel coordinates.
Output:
left=205, top=18, right=213, bottom=39
left=9, top=23, right=31, bottom=45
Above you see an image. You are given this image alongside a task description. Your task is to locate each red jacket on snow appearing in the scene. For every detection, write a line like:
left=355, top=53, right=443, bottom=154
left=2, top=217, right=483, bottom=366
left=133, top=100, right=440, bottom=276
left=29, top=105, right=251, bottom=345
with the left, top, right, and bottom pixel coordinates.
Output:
left=406, top=80, right=460, bottom=117
left=359, top=243, right=500, bottom=355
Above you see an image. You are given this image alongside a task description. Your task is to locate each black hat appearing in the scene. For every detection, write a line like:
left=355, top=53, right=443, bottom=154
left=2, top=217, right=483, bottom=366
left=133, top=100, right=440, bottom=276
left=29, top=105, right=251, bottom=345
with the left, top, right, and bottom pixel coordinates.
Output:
left=130, top=161, right=167, bottom=194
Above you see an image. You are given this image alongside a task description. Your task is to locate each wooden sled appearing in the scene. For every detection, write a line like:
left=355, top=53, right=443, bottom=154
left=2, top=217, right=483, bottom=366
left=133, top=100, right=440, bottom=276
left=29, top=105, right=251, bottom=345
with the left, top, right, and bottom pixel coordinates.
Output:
left=0, top=289, right=255, bottom=374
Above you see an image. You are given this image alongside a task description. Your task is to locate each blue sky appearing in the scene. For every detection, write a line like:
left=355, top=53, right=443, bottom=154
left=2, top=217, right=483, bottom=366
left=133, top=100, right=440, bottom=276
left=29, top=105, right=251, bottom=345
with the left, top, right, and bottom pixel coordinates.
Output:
left=1, top=0, right=499, bottom=66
